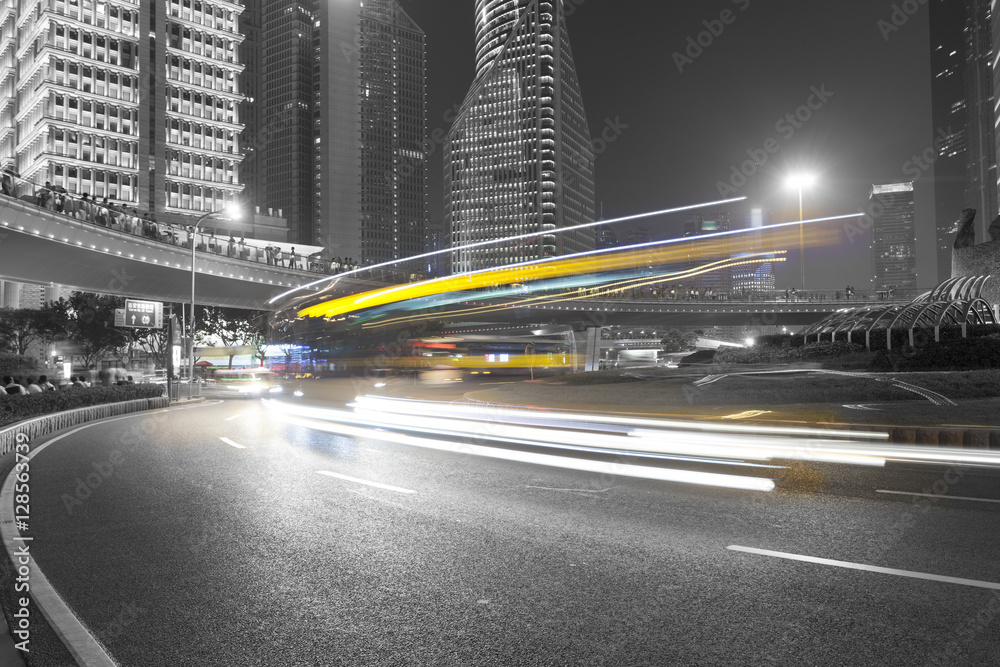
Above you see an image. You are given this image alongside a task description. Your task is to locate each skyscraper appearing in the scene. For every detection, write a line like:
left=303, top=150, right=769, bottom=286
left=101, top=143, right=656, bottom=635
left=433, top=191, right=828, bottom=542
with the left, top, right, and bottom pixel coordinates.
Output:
left=869, top=182, right=917, bottom=291
left=964, top=0, right=997, bottom=237
left=929, top=0, right=970, bottom=282
left=445, top=0, right=595, bottom=274
left=683, top=212, right=731, bottom=295
left=730, top=206, right=776, bottom=297
left=257, top=0, right=427, bottom=264
left=929, top=0, right=997, bottom=281
left=0, top=1, right=247, bottom=226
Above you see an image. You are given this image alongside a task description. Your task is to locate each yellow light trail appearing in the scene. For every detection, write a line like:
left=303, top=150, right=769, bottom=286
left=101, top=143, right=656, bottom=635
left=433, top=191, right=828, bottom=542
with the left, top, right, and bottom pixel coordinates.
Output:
left=362, top=253, right=786, bottom=330
left=297, top=222, right=838, bottom=321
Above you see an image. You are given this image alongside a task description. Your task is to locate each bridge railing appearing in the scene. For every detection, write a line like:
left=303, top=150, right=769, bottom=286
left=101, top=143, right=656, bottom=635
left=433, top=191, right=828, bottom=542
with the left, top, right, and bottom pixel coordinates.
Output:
left=556, top=287, right=924, bottom=304
left=0, top=169, right=422, bottom=285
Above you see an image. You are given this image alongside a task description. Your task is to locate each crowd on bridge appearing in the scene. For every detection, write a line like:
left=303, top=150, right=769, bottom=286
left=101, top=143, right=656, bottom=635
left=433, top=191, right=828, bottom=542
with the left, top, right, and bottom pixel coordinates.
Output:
left=0, top=167, right=390, bottom=279
left=583, top=283, right=902, bottom=303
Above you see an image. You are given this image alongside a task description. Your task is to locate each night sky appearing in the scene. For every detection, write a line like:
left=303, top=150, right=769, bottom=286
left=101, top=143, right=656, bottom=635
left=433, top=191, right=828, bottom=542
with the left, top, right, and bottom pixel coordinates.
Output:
left=401, top=1, right=934, bottom=290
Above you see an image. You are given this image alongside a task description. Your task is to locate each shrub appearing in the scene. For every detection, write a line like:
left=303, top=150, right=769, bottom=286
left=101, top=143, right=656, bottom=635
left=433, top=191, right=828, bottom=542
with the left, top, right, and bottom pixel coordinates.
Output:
left=0, top=353, right=36, bottom=375
left=0, top=383, right=165, bottom=427
left=713, top=340, right=865, bottom=365
left=677, top=349, right=717, bottom=366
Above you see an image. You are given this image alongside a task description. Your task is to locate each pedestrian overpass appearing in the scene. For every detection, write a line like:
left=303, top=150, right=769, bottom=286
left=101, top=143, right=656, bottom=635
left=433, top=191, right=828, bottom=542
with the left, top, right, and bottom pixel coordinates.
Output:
left=1, top=194, right=914, bottom=328
left=0, top=196, right=375, bottom=309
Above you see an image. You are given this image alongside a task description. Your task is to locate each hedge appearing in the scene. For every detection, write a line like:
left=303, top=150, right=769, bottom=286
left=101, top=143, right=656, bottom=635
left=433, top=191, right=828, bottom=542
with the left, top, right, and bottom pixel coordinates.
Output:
left=0, top=383, right=165, bottom=428
left=714, top=340, right=866, bottom=365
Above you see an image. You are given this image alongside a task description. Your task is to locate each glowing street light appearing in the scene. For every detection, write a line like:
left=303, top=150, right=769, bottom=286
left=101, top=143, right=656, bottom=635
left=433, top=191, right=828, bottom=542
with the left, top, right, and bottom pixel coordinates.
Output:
left=189, top=204, right=241, bottom=392
left=786, top=173, right=816, bottom=289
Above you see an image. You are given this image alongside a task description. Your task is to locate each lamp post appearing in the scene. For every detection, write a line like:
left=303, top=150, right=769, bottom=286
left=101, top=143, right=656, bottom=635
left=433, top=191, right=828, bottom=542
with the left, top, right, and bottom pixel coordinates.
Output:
left=189, top=205, right=241, bottom=394
left=786, top=173, right=815, bottom=290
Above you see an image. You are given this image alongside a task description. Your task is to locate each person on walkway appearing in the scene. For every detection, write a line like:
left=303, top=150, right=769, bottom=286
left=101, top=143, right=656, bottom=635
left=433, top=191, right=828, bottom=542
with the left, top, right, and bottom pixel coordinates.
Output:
left=36, top=182, right=52, bottom=209
left=228, top=236, right=236, bottom=258
left=96, top=198, right=110, bottom=226
left=53, top=187, right=66, bottom=214
left=78, top=193, right=92, bottom=221
left=38, top=375, right=55, bottom=391
left=25, top=377, right=42, bottom=394
left=289, top=247, right=297, bottom=269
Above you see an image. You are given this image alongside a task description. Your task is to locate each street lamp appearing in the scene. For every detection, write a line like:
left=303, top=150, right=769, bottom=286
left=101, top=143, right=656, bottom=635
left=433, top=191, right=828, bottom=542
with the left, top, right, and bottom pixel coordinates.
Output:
left=189, top=204, right=241, bottom=393
left=786, top=173, right=816, bottom=290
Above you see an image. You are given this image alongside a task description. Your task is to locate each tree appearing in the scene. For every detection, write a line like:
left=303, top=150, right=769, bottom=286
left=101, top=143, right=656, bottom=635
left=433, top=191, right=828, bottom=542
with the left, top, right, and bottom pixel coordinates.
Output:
left=0, top=308, right=50, bottom=356
left=133, top=326, right=170, bottom=369
left=660, top=329, right=699, bottom=354
left=60, top=293, right=128, bottom=369
left=196, top=306, right=269, bottom=368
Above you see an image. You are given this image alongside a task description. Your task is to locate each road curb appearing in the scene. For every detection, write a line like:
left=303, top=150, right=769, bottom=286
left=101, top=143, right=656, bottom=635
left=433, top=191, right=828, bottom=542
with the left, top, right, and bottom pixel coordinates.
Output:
left=0, top=397, right=168, bottom=665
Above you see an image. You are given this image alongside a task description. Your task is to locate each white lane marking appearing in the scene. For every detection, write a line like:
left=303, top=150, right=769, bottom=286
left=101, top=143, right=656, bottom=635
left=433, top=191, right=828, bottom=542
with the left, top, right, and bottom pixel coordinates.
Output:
left=526, top=485, right=613, bottom=494
left=316, top=470, right=416, bottom=494
left=224, top=412, right=245, bottom=422
left=219, top=437, right=246, bottom=449
left=728, top=545, right=1000, bottom=590
left=876, top=489, right=1000, bottom=504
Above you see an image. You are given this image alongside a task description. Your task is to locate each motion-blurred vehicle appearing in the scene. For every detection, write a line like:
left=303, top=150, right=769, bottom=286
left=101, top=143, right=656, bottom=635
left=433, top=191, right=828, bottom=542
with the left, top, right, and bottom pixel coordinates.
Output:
left=212, top=368, right=283, bottom=398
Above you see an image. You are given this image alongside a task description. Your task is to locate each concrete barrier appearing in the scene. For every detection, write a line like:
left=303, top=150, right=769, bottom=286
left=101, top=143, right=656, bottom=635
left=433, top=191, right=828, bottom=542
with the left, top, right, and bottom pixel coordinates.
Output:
left=0, top=396, right=170, bottom=457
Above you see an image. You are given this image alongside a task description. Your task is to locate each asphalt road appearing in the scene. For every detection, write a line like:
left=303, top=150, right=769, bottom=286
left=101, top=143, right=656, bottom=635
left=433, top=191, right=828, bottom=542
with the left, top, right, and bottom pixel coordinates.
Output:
left=14, top=381, right=1000, bottom=666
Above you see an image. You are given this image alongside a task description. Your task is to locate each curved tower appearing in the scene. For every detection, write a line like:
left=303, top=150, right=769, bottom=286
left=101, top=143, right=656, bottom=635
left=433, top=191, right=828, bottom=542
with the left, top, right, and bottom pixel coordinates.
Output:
left=446, top=0, right=595, bottom=273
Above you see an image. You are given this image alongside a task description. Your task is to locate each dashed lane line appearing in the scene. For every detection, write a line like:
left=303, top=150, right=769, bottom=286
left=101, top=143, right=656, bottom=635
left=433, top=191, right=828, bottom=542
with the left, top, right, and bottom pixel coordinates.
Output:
left=876, top=489, right=1000, bottom=504
left=728, top=545, right=1000, bottom=590
left=219, top=437, right=246, bottom=449
left=316, top=470, right=416, bottom=494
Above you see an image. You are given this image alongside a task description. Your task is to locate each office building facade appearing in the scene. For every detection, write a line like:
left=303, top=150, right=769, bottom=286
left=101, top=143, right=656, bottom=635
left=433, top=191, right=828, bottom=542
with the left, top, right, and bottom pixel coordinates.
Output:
left=682, top=212, right=731, bottom=295
left=445, top=0, right=595, bottom=273
left=929, top=0, right=998, bottom=281
left=0, top=0, right=247, bottom=226
left=730, top=205, right=776, bottom=297
left=257, top=0, right=427, bottom=265
left=870, top=182, right=918, bottom=290
left=929, top=0, right=970, bottom=282
left=963, top=0, right=997, bottom=239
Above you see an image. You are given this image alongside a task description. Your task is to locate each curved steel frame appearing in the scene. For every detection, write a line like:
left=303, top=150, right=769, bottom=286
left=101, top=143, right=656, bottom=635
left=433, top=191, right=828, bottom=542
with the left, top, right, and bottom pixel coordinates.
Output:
left=798, top=275, right=996, bottom=347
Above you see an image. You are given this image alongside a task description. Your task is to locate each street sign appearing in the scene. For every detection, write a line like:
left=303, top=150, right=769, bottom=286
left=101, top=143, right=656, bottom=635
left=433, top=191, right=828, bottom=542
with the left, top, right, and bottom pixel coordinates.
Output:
left=124, top=299, right=163, bottom=329
left=114, top=308, right=125, bottom=327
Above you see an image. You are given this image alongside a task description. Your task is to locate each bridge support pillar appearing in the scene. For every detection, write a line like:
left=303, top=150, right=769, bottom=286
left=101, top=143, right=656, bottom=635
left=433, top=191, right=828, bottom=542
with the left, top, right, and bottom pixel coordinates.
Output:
left=573, top=327, right=602, bottom=373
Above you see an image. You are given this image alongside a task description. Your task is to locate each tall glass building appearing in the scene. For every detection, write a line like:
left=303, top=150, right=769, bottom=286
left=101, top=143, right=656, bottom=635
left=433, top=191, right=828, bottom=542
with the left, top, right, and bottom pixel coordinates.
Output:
left=870, top=182, right=918, bottom=290
left=445, top=0, right=595, bottom=274
left=0, top=0, right=246, bottom=225
left=255, top=0, right=426, bottom=264
left=929, top=0, right=969, bottom=282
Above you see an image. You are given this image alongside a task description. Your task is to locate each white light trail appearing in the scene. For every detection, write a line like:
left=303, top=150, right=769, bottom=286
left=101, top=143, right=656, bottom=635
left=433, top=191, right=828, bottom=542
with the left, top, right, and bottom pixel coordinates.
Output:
left=268, top=196, right=748, bottom=304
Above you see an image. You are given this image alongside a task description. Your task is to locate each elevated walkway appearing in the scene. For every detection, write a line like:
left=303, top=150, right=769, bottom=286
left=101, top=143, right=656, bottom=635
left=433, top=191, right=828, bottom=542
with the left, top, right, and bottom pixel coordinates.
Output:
left=0, top=196, right=350, bottom=309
